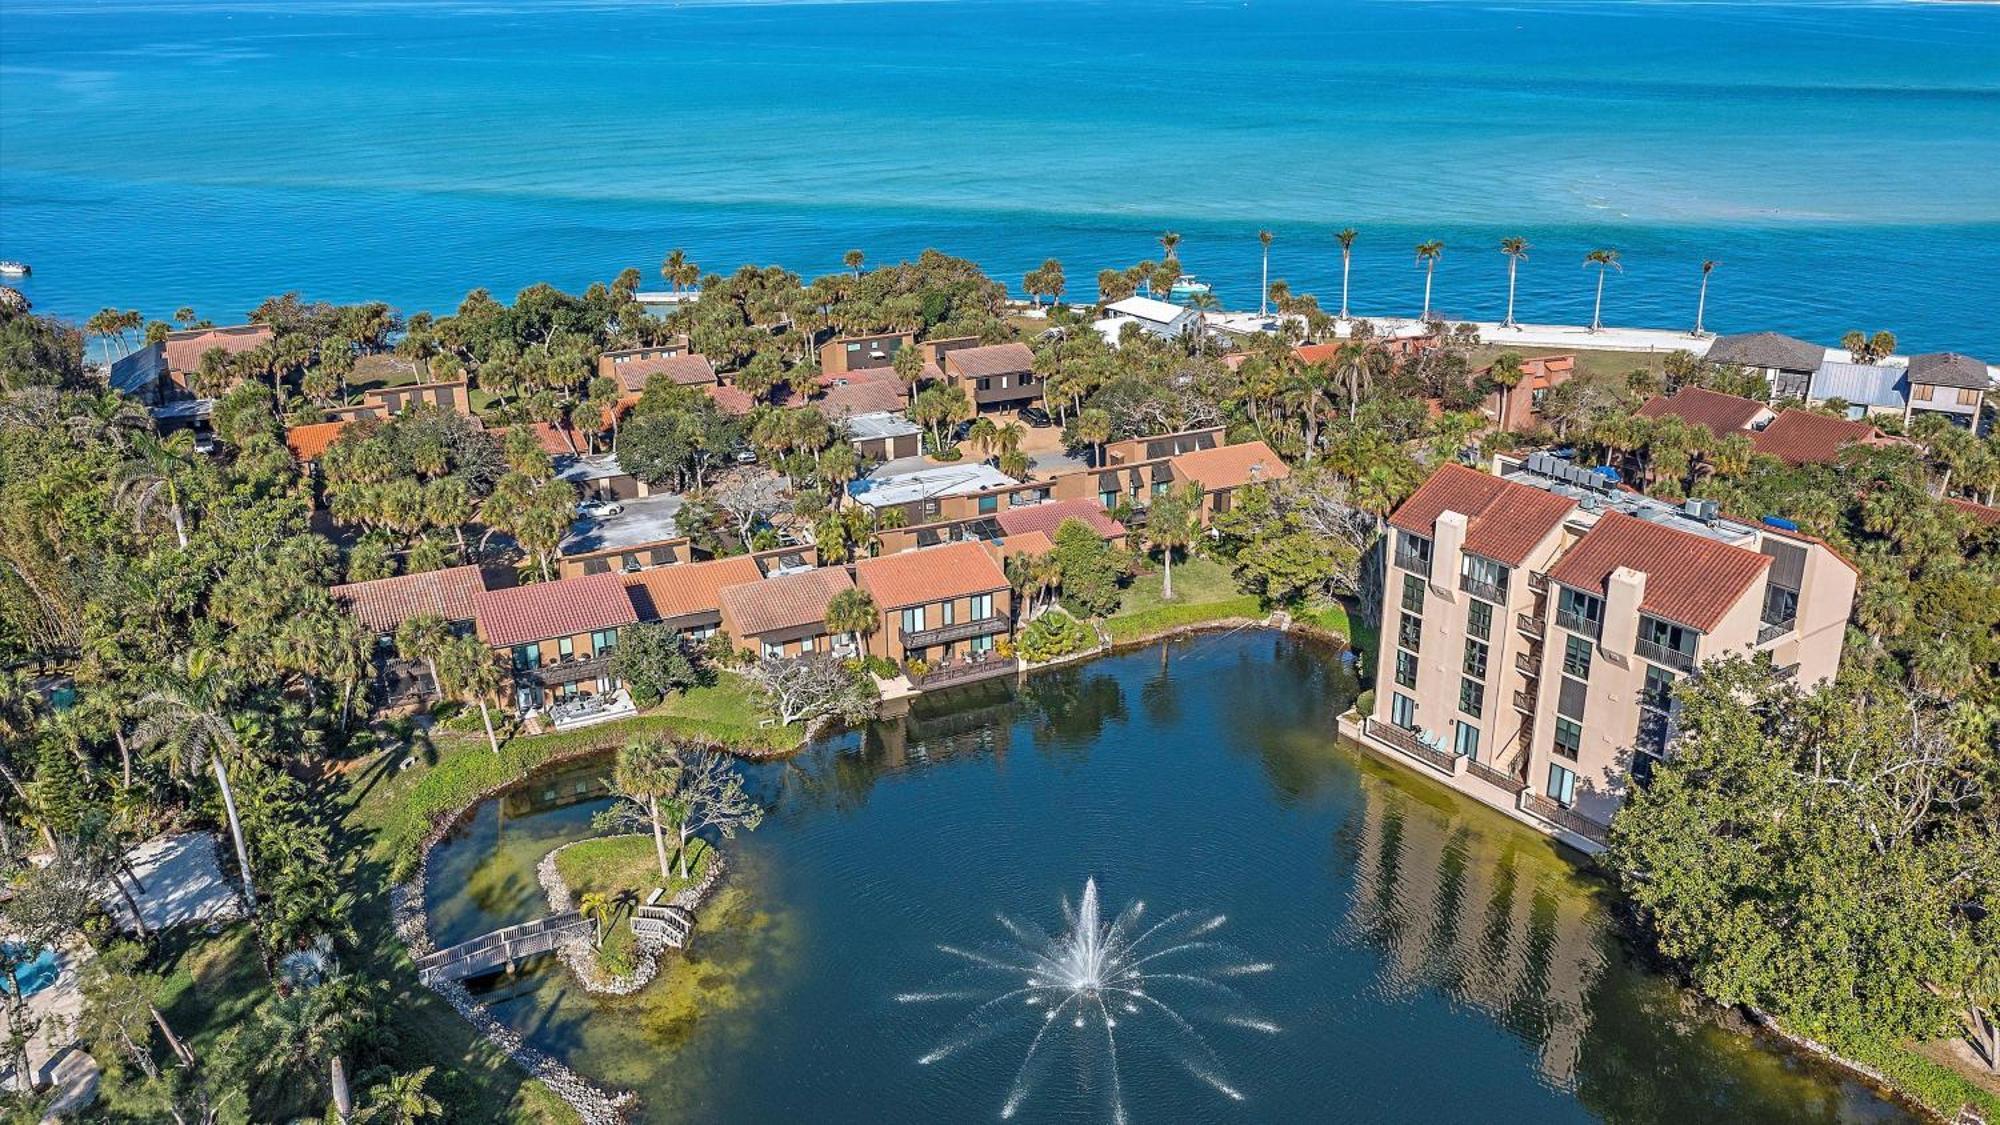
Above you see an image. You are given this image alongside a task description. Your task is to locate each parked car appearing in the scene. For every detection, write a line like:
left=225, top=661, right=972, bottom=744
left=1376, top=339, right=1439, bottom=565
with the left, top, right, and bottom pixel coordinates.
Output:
left=578, top=499, right=624, bottom=519
left=1018, top=405, right=1053, bottom=428
left=734, top=448, right=759, bottom=464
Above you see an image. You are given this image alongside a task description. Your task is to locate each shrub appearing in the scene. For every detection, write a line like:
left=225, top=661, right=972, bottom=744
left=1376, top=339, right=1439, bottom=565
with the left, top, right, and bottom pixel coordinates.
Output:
left=1017, top=610, right=1097, bottom=663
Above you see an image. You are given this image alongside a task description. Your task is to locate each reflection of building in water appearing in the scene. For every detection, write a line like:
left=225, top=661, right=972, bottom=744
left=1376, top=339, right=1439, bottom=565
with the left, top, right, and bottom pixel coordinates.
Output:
left=1343, top=776, right=1601, bottom=1087
left=499, top=761, right=613, bottom=818
left=871, top=685, right=1019, bottom=770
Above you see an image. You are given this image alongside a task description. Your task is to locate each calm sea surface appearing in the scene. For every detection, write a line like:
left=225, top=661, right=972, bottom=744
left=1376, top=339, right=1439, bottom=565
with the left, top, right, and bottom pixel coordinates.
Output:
left=429, top=634, right=1913, bottom=1123
left=3, top=0, right=1998, bottom=354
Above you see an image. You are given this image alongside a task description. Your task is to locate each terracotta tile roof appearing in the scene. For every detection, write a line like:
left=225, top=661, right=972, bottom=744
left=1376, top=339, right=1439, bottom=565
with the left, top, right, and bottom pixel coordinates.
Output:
left=943, top=342, right=1034, bottom=379
left=1947, top=497, right=2000, bottom=527
left=623, top=556, right=764, bottom=623
left=285, top=420, right=350, bottom=461
left=610, top=353, right=716, bottom=393
left=988, top=530, right=1054, bottom=561
left=332, top=564, right=489, bottom=635
left=818, top=378, right=908, bottom=419
left=1546, top=510, right=1771, bottom=633
left=855, top=540, right=1009, bottom=610
left=815, top=367, right=904, bottom=389
left=1749, top=410, right=1886, bottom=466
left=1907, top=352, right=1991, bottom=391
left=1168, top=441, right=1290, bottom=492
left=163, top=324, right=273, bottom=373
left=1635, top=387, right=1769, bottom=440
left=473, top=571, right=639, bottom=647
left=703, top=384, right=757, bottom=416
left=525, top=421, right=584, bottom=456
left=1388, top=463, right=1576, bottom=568
left=994, top=499, right=1125, bottom=540
left=718, top=566, right=852, bottom=637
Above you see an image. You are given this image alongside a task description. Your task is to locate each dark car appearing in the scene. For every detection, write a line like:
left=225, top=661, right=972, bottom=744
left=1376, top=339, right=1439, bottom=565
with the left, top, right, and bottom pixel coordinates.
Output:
left=1018, top=405, right=1053, bottom=428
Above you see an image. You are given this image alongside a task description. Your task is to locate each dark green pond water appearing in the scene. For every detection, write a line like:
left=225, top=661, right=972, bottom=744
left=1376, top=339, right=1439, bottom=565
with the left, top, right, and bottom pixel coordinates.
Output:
left=430, top=631, right=1910, bottom=1123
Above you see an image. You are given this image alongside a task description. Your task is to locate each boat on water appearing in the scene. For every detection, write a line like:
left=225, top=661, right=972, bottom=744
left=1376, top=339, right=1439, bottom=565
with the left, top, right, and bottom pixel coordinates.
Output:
left=0, top=261, right=28, bottom=277
left=1166, top=274, right=1210, bottom=301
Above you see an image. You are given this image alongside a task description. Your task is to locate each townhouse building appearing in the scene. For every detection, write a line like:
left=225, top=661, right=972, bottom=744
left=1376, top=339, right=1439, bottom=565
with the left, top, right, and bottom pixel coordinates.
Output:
left=717, top=566, right=855, bottom=660
left=473, top=572, right=639, bottom=715
left=854, top=541, right=1015, bottom=686
left=941, top=342, right=1040, bottom=413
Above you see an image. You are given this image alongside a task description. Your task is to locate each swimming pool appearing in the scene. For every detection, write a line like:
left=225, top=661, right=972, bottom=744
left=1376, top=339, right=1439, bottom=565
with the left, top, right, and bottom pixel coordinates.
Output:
left=1, top=944, right=60, bottom=998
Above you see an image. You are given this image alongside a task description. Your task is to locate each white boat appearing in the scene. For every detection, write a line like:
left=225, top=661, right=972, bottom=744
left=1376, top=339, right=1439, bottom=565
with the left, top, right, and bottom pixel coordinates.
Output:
left=1166, top=274, right=1210, bottom=300
left=0, top=262, right=28, bottom=277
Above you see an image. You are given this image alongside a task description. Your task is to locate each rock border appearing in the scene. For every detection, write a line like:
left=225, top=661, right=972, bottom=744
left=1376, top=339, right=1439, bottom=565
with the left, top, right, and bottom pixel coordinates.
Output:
left=536, top=834, right=728, bottom=996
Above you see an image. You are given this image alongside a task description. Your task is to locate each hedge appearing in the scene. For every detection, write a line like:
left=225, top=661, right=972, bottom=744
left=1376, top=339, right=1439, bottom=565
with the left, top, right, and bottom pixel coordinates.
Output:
left=1103, top=595, right=1264, bottom=644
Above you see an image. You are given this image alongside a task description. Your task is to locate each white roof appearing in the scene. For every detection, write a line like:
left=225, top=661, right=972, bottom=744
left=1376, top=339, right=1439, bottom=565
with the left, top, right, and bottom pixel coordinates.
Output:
left=554, top=453, right=629, bottom=483
left=1104, top=295, right=1192, bottom=325
left=849, top=463, right=1019, bottom=508
left=845, top=410, right=921, bottom=442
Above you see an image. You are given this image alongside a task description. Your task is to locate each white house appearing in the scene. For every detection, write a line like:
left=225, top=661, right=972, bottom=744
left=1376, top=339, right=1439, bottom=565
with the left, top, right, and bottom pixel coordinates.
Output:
left=1092, top=296, right=1202, bottom=347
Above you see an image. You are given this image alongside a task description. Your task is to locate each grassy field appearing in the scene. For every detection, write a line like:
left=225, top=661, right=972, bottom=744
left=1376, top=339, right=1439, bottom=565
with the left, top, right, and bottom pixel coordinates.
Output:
left=556, top=835, right=713, bottom=901
left=1462, top=343, right=1675, bottom=382
left=1104, top=555, right=1263, bottom=644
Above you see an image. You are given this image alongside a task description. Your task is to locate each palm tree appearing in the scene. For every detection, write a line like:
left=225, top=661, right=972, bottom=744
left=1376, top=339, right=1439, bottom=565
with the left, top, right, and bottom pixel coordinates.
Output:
left=360, top=1067, right=444, bottom=1124
left=1145, top=485, right=1199, bottom=601
left=133, top=650, right=257, bottom=912
left=1073, top=407, right=1112, bottom=467
left=825, top=587, right=879, bottom=656
left=1257, top=230, right=1274, bottom=316
left=1499, top=237, right=1530, bottom=328
left=1414, top=241, right=1445, bottom=321
left=843, top=249, right=864, bottom=277
left=579, top=891, right=614, bottom=949
left=115, top=431, right=197, bottom=549
left=438, top=634, right=504, bottom=754
left=1693, top=259, right=1718, bottom=336
left=612, top=738, right=685, bottom=883
left=1488, top=352, right=1526, bottom=429
left=1584, top=248, right=1621, bottom=332
left=1158, top=230, right=1182, bottom=261
left=966, top=416, right=999, bottom=462
left=660, top=249, right=692, bottom=293
left=394, top=614, right=454, bottom=702
left=1334, top=228, right=1358, bottom=320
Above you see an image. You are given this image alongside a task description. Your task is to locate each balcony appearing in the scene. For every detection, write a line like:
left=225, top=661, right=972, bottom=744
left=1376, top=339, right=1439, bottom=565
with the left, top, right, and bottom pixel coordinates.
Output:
left=1459, top=574, right=1507, bottom=605
left=521, top=652, right=613, bottom=687
left=1511, top=689, right=1537, bottom=713
left=1526, top=570, right=1549, bottom=593
left=1392, top=547, right=1433, bottom=578
left=1516, top=612, right=1546, bottom=637
left=1774, top=662, right=1800, bottom=682
left=1553, top=609, right=1602, bottom=639
left=1756, top=616, right=1795, bottom=646
left=1363, top=717, right=1457, bottom=778
left=907, top=654, right=1018, bottom=689
left=1467, top=758, right=1527, bottom=796
left=1514, top=650, right=1541, bottom=676
left=902, top=615, right=1010, bottom=650
left=1635, top=637, right=1696, bottom=673
left=1520, top=792, right=1611, bottom=847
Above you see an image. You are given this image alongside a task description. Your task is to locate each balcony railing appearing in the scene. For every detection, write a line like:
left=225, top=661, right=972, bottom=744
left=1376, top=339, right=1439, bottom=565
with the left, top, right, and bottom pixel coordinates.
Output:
left=1521, top=793, right=1611, bottom=847
left=522, top=652, right=613, bottom=687
left=1774, top=662, right=1800, bottom=682
left=1756, top=617, right=1796, bottom=646
left=901, top=615, right=1009, bottom=650
left=1516, top=612, right=1546, bottom=637
left=1459, top=574, right=1507, bottom=604
left=1515, top=650, right=1540, bottom=676
left=1392, top=547, right=1432, bottom=577
left=1553, top=609, right=1602, bottom=639
left=1635, top=637, right=1697, bottom=673
left=1364, top=718, right=1457, bottom=778
left=1467, top=758, right=1527, bottom=796
left=1526, top=570, right=1549, bottom=593
left=1511, top=689, right=1537, bottom=713
left=908, top=654, right=1018, bottom=688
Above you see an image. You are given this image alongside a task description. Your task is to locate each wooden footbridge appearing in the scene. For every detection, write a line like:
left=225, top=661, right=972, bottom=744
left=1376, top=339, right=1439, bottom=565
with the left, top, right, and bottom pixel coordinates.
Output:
left=416, top=912, right=591, bottom=984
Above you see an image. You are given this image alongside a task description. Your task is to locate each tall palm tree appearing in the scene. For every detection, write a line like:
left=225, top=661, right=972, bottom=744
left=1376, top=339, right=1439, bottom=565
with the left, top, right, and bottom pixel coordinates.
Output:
left=579, top=891, right=614, bottom=949
left=661, top=249, right=692, bottom=293
left=1145, top=485, right=1199, bottom=601
left=1694, top=259, right=1718, bottom=336
left=1334, top=228, right=1358, bottom=320
left=1499, top=237, right=1530, bottom=328
left=843, top=249, right=864, bottom=277
left=825, top=587, right=879, bottom=656
left=133, top=650, right=256, bottom=912
left=438, top=634, right=505, bottom=754
left=612, top=738, right=685, bottom=883
left=1257, top=230, right=1274, bottom=316
left=394, top=614, right=454, bottom=702
left=116, top=431, right=197, bottom=549
left=361, top=1067, right=444, bottom=1124
left=1584, top=248, right=1621, bottom=332
left=1488, top=352, right=1526, bottom=428
left=1158, top=231, right=1182, bottom=261
left=1414, top=241, right=1445, bottom=321
left=1073, top=407, right=1112, bottom=467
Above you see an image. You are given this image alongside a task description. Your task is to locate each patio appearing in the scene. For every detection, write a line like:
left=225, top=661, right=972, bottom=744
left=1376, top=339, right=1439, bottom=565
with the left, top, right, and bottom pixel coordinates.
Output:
left=546, top=688, right=638, bottom=731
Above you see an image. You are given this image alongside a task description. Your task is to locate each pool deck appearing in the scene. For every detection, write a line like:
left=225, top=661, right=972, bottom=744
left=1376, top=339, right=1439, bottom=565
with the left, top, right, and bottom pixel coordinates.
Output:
left=104, top=832, right=244, bottom=935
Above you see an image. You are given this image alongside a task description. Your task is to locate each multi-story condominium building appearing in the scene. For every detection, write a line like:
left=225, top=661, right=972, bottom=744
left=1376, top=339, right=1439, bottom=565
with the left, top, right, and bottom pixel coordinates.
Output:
left=1345, top=457, right=1856, bottom=851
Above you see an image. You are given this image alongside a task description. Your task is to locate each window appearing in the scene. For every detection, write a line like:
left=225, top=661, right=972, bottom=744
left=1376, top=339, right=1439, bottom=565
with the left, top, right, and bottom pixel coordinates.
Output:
left=800, top=634, right=816, bottom=653
left=1395, top=650, right=1418, bottom=689
left=1390, top=693, right=1417, bottom=730
left=1398, top=612, right=1423, bottom=652
left=558, top=636, right=574, bottom=659
left=1960, top=388, right=1982, bottom=406
left=970, top=633, right=994, bottom=655
left=1562, top=634, right=1593, bottom=679
left=999, top=376, right=1009, bottom=389
left=971, top=593, right=994, bottom=620
left=762, top=640, right=782, bottom=660
left=1636, top=615, right=1697, bottom=669
left=1153, top=480, right=1170, bottom=496
left=1556, top=587, right=1604, bottom=635
left=1547, top=762, right=1578, bottom=806
left=1761, top=584, right=1799, bottom=627
left=1554, top=717, right=1582, bottom=760
left=1557, top=676, right=1588, bottom=721
left=1459, top=554, right=1510, bottom=599
left=1463, top=638, right=1488, bottom=679
left=1401, top=575, right=1426, bottom=614
left=978, top=377, right=991, bottom=391
left=1100, top=490, right=1118, bottom=509
left=1454, top=722, right=1480, bottom=761
left=512, top=644, right=541, bottom=670
left=591, top=628, right=619, bottom=656
left=1458, top=677, right=1484, bottom=717
left=846, top=342, right=860, bottom=353
left=1467, top=599, right=1492, bottom=642
left=940, top=600, right=957, bottom=626
left=1395, top=532, right=1433, bottom=575
left=901, top=606, right=926, bottom=634
left=1637, top=708, right=1670, bottom=756
left=922, top=499, right=940, bottom=520
left=1641, top=664, right=1675, bottom=712
left=978, top=495, right=998, bottom=514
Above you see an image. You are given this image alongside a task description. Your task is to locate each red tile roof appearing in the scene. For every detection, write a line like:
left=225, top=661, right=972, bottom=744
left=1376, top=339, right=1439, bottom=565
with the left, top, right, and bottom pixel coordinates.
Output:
left=855, top=540, right=1009, bottom=610
left=1635, top=387, right=1770, bottom=440
left=818, top=378, right=908, bottom=419
left=815, top=367, right=904, bottom=389
left=1545, top=510, right=1771, bottom=633
left=332, top=564, right=489, bottom=635
left=1948, top=497, right=2000, bottom=527
left=163, top=324, right=273, bottom=373
left=285, top=420, right=351, bottom=461
left=1388, top=463, right=1577, bottom=568
left=988, top=530, right=1053, bottom=561
left=473, top=572, right=639, bottom=647
left=994, top=498, right=1125, bottom=541
left=525, top=421, right=584, bottom=456
left=718, top=566, right=853, bottom=637
left=623, top=556, right=764, bottom=623
left=610, top=353, right=716, bottom=393
left=943, top=342, right=1034, bottom=379
left=1169, top=441, right=1291, bottom=492
left=1749, top=410, right=1887, bottom=466
left=703, top=384, right=757, bottom=416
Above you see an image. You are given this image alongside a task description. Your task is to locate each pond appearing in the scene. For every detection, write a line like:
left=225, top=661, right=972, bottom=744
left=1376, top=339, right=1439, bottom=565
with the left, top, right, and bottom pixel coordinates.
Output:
left=428, top=631, right=1911, bottom=1123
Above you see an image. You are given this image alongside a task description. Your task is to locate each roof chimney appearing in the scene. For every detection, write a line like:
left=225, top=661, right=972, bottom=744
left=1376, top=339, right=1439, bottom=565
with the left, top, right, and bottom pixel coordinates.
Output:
left=1434, top=510, right=1468, bottom=597
left=1601, top=567, right=1646, bottom=660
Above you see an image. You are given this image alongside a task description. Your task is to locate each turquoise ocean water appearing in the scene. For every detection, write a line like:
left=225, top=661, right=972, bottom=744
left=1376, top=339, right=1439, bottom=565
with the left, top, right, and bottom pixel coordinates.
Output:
left=3, top=0, right=1998, bottom=354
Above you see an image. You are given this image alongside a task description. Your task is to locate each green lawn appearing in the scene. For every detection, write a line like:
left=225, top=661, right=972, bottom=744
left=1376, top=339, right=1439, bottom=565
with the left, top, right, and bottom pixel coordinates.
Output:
left=1105, top=555, right=1264, bottom=644
left=1461, top=343, right=1677, bottom=383
left=556, top=835, right=713, bottom=902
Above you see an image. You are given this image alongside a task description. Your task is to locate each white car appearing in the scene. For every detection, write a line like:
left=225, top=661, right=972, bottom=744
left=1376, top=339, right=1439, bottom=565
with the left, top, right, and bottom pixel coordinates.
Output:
left=578, top=500, right=624, bottom=519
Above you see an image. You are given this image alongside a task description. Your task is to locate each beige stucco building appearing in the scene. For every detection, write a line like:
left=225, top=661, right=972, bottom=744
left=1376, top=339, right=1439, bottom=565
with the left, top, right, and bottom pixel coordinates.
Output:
left=1345, top=456, right=1856, bottom=851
